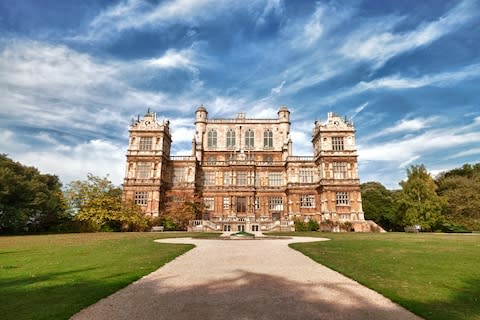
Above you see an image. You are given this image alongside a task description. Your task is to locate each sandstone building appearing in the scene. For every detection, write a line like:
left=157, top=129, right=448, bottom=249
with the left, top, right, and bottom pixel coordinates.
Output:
left=123, top=106, right=372, bottom=232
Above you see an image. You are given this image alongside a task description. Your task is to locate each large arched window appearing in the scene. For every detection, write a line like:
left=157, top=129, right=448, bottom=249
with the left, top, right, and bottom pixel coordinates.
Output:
left=226, top=129, right=236, bottom=149
left=264, top=129, right=273, bottom=149
left=207, top=129, right=217, bottom=148
left=245, top=129, right=254, bottom=149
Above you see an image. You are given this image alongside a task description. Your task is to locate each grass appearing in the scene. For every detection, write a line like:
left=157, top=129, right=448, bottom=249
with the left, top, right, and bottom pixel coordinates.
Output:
left=270, top=232, right=480, bottom=320
left=0, top=232, right=219, bottom=320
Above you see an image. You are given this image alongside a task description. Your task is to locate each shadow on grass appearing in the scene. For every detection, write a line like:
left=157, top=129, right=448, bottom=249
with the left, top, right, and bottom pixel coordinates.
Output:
left=0, top=267, right=139, bottom=320
left=401, top=278, right=480, bottom=320
left=0, top=267, right=98, bottom=288
left=72, top=270, right=420, bottom=320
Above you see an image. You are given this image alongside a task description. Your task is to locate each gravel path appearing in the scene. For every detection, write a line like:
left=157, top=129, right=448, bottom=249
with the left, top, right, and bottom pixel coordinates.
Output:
left=71, top=237, right=422, bottom=320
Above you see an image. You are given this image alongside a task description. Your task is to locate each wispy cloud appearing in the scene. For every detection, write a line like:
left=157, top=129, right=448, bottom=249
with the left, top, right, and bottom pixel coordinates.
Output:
left=350, top=102, right=368, bottom=120
left=358, top=117, right=480, bottom=164
left=270, top=80, right=286, bottom=95
left=323, top=63, right=480, bottom=104
left=447, top=148, right=480, bottom=159
left=0, top=40, right=207, bottom=139
left=340, top=0, right=479, bottom=68
left=77, top=0, right=284, bottom=42
left=363, top=116, right=441, bottom=141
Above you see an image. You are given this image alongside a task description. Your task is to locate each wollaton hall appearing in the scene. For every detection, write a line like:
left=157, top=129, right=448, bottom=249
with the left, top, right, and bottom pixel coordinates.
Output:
left=123, top=106, right=379, bottom=232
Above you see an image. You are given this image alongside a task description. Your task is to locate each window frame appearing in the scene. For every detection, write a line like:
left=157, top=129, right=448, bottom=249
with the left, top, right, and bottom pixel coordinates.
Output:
left=204, top=197, right=215, bottom=211
left=139, top=137, right=152, bottom=151
left=134, top=191, right=148, bottom=206
left=333, top=162, right=347, bottom=179
left=263, top=129, right=273, bottom=149
left=332, top=136, right=344, bottom=151
left=204, top=172, right=215, bottom=186
left=299, top=168, right=314, bottom=183
left=268, top=172, right=283, bottom=186
left=269, top=196, right=283, bottom=211
left=236, top=171, right=247, bottom=186
left=236, top=196, right=247, bottom=213
left=300, top=195, right=316, bottom=208
left=336, top=192, right=349, bottom=206
left=223, top=197, right=230, bottom=209
left=173, top=167, right=186, bottom=183
left=136, top=162, right=151, bottom=179
left=226, top=129, right=236, bottom=149
left=245, top=129, right=255, bottom=149
left=207, top=129, right=217, bottom=148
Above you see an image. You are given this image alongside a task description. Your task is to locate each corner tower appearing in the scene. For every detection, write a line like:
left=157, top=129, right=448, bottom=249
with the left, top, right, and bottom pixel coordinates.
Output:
left=312, top=112, right=364, bottom=223
left=123, top=110, right=171, bottom=216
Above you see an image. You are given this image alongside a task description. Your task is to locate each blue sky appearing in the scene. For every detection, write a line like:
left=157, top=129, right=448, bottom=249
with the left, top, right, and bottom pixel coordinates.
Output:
left=1, top=0, right=479, bottom=189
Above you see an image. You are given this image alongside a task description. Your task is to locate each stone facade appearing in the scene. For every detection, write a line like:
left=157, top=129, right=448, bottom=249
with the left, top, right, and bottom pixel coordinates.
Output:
left=123, top=106, right=369, bottom=232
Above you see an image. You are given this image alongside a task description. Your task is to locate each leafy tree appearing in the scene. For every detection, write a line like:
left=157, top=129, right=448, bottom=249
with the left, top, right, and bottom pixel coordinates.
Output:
left=397, top=164, right=446, bottom=231
left=162, top=192, right=206, bottom=230
left=361, top=182, right=402, bottom=231
left=436, top=163, right=480, bottom=231
left=0, top=154, right=67, bottom=233
left=65, top=174, right=148, bottom=231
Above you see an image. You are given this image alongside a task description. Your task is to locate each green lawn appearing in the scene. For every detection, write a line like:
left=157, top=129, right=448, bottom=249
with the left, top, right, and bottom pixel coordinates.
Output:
left=273, top=232, right=480, bottom=320
left=0, top=232, right=218, bottom=320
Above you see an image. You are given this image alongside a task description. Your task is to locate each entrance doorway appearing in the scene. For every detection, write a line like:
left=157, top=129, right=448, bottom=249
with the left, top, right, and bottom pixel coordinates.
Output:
left=237, top=225, right=245, bottom=232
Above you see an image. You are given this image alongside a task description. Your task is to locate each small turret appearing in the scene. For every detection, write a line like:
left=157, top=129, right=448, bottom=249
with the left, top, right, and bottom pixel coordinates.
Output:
left=195, top=105, right=208, bottom=123
left=194, top=105, right=208, bottom=161
left=278, top=106, right=290, bottom=122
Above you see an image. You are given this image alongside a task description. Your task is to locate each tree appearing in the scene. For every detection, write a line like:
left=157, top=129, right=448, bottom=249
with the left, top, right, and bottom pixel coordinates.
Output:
left=397, top=164, right=446, bottom=231
left=65, top=174, right=148, bottom=231
left=436, top=163, right=480, bottom=231
left=361, top=182, right=402, bottom=231
left=0, top=154, right=67, bottom=233
left=162, top=192, right=206, bottom=230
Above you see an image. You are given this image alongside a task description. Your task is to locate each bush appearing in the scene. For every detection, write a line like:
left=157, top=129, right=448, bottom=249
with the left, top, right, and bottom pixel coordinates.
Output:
left=438, top=222, right=472, bottom=233
left=294, top=218, right=319, bottom=232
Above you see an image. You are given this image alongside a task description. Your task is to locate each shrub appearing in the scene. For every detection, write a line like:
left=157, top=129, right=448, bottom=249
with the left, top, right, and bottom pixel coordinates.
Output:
left=294, top=218, right=319, bottom=232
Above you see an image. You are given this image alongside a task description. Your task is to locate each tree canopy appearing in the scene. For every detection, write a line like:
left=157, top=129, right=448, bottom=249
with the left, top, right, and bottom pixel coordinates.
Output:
left=161, top=191, right=206, bottom=230
left=361, top=182, right=402, bottom=231
left=0, top=154, right=67, bottom=233
left=436, top=164, right=480, bottom=231
left=397, top=164, right=446, bottom=231
left=65, top=174, right=148, bottom=231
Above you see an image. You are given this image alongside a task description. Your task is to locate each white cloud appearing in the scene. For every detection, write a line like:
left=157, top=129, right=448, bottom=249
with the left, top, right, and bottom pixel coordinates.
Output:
left=19, top=139, right=125, bottom=185
left=34, top=132, right=59, bottom=145
left=340, top=0, right=479, bottom=67
left=290, top=128, right=312, bottom=156
left=0, top=130, right=126, bottom=185
left=147, top=49, right=196, bottom=70
left=0, top=129, right=14, bottom=141
left=171, top=126, right=195, bottom=143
